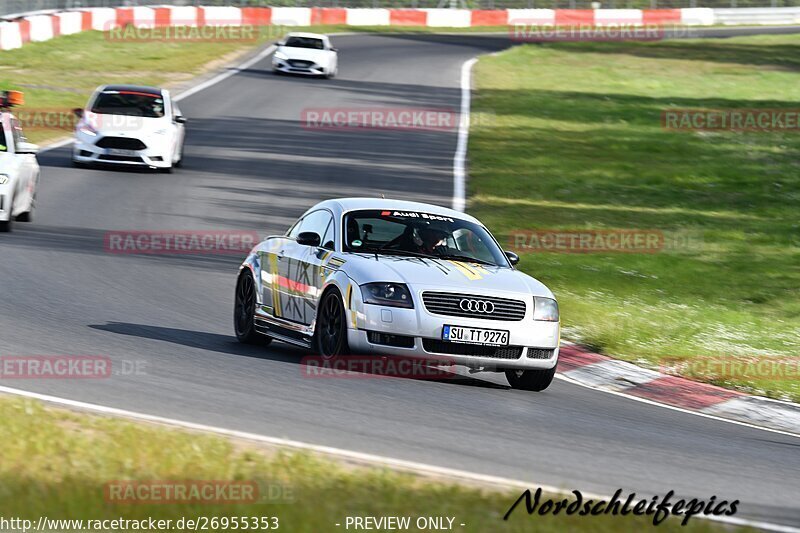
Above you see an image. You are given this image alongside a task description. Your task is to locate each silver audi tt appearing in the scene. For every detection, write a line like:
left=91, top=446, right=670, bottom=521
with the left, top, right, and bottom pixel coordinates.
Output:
left=235, top=198, right=560, bottom=391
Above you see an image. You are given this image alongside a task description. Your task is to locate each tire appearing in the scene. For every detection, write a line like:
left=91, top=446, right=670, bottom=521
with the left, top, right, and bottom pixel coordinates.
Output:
left=234, top=272, right=271, bottom=345
left=16, top=210, right=32, bottom=223
left=173, top=141, right=184, bottom=168
left=505, top=366, right=556, bottom=392
left=72, top=159, right=89, bottom=169
left=0, top=219, right=11, bottom=232
left=158, top=165, right=173, bottom=174
left=314, top=288, right=349, bottom=357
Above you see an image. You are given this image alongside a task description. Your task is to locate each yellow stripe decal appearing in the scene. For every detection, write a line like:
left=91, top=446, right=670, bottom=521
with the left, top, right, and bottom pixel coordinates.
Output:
left=268, top=252, right=281, bottom=318
left=448, top=260, right=483, bottom=280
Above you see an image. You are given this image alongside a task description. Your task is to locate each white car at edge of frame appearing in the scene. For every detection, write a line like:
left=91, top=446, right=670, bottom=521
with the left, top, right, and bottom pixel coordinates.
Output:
left=272, top=32, right=338, bottom=78
left=0, top=91, right=40, bottom=233
left=235, top=198, right=560, bottom=391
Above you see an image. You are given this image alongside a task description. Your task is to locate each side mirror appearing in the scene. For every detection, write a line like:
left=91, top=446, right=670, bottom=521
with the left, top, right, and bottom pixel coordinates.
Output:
left=16, top=142, right=39, bottom=155
left=72, top=108, right=84, bottom=118
left=276, top=41, right=285, bottom=46
left=296, top=231, right=321, bottom=247
left=505, top=251, right=520, bottom=266
left=330, top=47, right=338, bottom=52
left=174, top=115, right=187, bottom=124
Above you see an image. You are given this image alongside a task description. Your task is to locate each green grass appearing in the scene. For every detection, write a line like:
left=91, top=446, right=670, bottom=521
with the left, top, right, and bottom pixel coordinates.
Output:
left=469, top=35, right=800, bottom=401
left=0, top=395, right=746, bottom=532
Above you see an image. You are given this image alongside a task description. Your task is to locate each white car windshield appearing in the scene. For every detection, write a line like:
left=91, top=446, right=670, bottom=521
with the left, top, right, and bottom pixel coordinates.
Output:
left=91, top=91, right=165, bottom=118
left=342, top=209, right=510, bottom=267
left=284, top=37, right=325, bottom=50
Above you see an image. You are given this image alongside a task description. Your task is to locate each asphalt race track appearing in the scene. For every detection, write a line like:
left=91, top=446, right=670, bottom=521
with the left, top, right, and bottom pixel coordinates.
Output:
left=2, top=32, right=800, bottom=529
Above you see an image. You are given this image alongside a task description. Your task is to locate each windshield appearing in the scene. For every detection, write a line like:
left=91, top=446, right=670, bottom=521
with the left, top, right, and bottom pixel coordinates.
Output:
left=91, top=91, right=165, bottom=118
left=284, top=36, right=324, bottom=50
left=342, top=209, right=510, bottom=267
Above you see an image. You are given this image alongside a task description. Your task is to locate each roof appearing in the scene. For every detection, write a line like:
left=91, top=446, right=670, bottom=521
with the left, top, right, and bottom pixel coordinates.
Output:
left=285, top=32, right=328, bottom=40
left=322, top=197, right=480, bottom=224
left=98, top=85, right=164, bottom=96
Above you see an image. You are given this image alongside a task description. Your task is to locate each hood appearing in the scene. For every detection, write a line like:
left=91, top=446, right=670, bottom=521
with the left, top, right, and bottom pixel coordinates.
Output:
left=278, top=46, right=333, bottom=64
left=343, top=253, right=554, bottom=299
left=82, top=112, right=170, bottom=137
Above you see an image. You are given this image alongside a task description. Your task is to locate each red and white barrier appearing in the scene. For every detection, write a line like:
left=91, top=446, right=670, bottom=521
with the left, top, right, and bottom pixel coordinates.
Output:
left=345, top=8, right=390, bottom=26
left=0, top=5, right=795, bottom=51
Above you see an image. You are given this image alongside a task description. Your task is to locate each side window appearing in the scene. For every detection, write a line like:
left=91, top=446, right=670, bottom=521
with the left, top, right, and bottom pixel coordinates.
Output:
left=0, top=116, right=8, bottom=152
left=10, top=117, right=25, bottom=151
left=289, top=210, right=333, bottom=244
left=320, top=219, right=335, bottom=251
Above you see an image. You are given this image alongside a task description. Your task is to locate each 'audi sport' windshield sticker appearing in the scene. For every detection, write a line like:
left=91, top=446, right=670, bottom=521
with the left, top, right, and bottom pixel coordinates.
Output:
left=380, top=211, right=455, bottom=223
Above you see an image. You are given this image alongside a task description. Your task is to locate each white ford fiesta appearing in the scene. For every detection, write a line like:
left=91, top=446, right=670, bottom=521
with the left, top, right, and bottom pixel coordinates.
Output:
left=72, top=85, right=186, bottom=173
left=272, top=32, right=338, bottom=78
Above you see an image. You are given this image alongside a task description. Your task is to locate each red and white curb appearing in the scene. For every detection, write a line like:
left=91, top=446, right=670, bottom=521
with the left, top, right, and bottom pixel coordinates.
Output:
left=557, top=342, right=800, bottom=436
left=2, top=5, right=800, bottom=51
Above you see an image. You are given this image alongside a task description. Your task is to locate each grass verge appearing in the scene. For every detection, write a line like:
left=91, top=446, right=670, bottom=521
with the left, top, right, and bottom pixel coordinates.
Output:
left=469, top=35, right=800, bottom=401
left=0, top=395, right=745, bottom=532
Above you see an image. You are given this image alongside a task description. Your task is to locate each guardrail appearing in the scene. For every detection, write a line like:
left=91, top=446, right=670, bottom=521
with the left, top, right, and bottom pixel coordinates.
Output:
left=3, top=0, right=800, bottom=17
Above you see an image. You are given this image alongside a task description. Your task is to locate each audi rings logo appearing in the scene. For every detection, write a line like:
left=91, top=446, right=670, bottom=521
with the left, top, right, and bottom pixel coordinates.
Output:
left=459, top=299, right=495, bottom=314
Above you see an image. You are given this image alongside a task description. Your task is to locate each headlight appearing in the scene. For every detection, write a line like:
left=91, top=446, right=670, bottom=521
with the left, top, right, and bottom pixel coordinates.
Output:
left=77, top=121, right=97, bottom=137
left=360, top=282, right=414, bottom=309
left=273, top=51, right=288, bottom=61
left=0, top=174, right=8, bottom=185
left=533, top=296, right=559, bottom=321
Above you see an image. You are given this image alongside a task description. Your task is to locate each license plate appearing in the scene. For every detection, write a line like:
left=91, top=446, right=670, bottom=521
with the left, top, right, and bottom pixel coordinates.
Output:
left=106, top=148, right=138, bottom=156
left=442, top=325, right=509, bottom=346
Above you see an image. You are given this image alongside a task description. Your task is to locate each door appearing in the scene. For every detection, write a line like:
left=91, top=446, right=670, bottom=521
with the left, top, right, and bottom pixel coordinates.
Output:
left=262, top=210, right=333, bottom=324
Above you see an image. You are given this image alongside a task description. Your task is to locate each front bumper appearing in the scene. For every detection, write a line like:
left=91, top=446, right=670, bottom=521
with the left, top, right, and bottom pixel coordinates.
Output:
left=272, top=58, right=327, bottom=76
left=346, top=296, right=560, bottom=371
left=72, top=135, right=172, bottom=168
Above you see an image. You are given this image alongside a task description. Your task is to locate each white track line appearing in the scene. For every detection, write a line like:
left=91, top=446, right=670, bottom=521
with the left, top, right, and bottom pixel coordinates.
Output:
left=0, top=384, right=796, bottom=533
left=452, top=57, right=477, bottom=212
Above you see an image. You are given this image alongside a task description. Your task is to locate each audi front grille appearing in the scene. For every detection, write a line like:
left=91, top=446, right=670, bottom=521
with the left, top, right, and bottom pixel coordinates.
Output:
left=95, top=136, right=147, bottom=150
left=421, top=292, right=526, bottom=321
left=422, top=339, right=522, bottom=359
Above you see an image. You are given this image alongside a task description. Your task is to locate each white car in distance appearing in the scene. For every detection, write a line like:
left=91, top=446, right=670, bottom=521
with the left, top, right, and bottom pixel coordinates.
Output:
left=272, top=33, right=338, bottom=78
